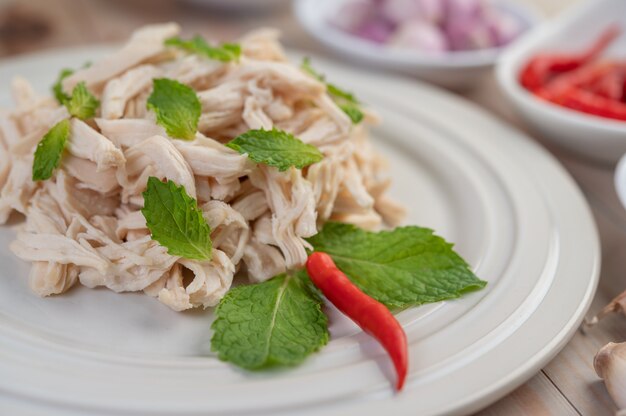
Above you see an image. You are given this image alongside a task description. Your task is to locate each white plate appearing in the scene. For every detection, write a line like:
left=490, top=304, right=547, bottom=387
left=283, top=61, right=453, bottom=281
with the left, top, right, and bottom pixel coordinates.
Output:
left=0, top=47, right=600, bottom=415
left=497, top=0, right=626, bottom=164
left=295, top=0, right=539, bottom=89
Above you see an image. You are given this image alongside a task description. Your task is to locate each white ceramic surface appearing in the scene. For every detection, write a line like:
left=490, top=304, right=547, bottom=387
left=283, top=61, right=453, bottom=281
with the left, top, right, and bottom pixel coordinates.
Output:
left=0, top=47, right=599, bottom=416
left=294, top=0, right=539, bottom=89
left=497, top=0, right=626, bottom=165
left=614, top=154, right=626, bottom=210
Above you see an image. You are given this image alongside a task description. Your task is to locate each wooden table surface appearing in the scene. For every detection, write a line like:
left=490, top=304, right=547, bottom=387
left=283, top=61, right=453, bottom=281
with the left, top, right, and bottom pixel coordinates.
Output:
left=1, top=0, right=624, bottom=414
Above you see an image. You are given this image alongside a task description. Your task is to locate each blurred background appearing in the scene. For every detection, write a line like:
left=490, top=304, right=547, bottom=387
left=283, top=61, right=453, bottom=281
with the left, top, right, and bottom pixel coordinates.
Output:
left=0, top=0, right=574, bottom=58
left=5, top=0, right=626, bottom=415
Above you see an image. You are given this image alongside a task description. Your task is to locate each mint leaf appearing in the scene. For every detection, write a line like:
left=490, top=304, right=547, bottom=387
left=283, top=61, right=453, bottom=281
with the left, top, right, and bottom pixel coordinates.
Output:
left=147, top=78, right=201, bottom=140
left=52, top=68, right=74, bottom=104
left=339, top=103, right=364, bottom=124
left=326, top=83, right=358, bottom=105
left=301, top=57, right=324, bottom=81
left=66, top=82, right=100, bottom=120
left=226, top=128, right=323, bottom=171
left=307, top=222, right=487, bottom=309
left=141, top=177, right=212, bottom=260
left=52, top=62, right=95, bottom=109
left=301, top=58, right=363, bottom=124
left=32, top=119, right=70, bottom=181
left=165, top=36, right=241, bottom=62
left=211, top=272, right=329, bottom=370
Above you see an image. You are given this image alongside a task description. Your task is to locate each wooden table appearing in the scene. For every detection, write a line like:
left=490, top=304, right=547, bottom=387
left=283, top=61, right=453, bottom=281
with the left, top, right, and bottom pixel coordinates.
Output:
left=1, top=0, right=623, bottom=414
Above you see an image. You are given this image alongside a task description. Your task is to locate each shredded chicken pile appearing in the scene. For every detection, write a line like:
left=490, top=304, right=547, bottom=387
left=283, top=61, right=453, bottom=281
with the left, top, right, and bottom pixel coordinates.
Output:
left=0, top=23, right=404, bottom=311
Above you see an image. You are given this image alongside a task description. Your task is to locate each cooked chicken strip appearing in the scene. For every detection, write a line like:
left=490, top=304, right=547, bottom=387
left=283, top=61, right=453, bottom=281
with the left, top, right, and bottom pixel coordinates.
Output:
left=307, top=155, right=345, bottom=222
left=45, top=171, right=119, bottom=220
left=0, top=156, right=38, bottom=223
left=28, top=262, right=78, bottom=297
left=68, top=119, right=125, bottom=171
left=201, top=200, right=247, bottom=230
left=240, top=28, right=286, bottom=61
left=63, top=23, right=180, bottom=91
left=150, top=264, right=192, bottom=311
left=11, top=232, right=109, bottom=273
left=11, top=76, right=37, bottom=107
left=243, top=95, right=273, bottom=130
left=181, top=250, right=235, bottom=308
left=228, top=60, right=324, bottom=98
left=0, top=110, right=21, bottom=147
left=173, top=134, right=251, bottom=180
left=101, top=65, right=160, bottom=119
left=231, top=190, right=268, bottom=221
left=331, top=210, right=382, bottom=230
left=164, top=54, right=225, bottom=86
left=123, top=135, right=196, bottom=198
left=243, top=238, right=286, bottom=282
left=375, top=195, right=406, bottom=227
left=95, top=118, right=166, bottom=148
left=208, top=177, right=241, bottom=201
left=249, top=166, right=316, bottom=267
left=63, top=155, right=120, bottom=194
left=10, top=106, right=69, bottom=156
left=115, top=208, right=147, bottom=240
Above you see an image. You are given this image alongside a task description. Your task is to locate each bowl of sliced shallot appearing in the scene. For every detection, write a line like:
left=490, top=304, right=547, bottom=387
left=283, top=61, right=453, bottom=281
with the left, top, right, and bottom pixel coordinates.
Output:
left=295, top=0, right=539, bottom=89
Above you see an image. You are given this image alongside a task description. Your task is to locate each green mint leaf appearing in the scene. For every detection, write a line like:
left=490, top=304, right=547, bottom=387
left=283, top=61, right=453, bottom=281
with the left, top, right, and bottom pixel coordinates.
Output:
left=339, top=103, right=364, bottom=124
left=146, top=78, right=201, bottom=140
left=52, top=62, right=94, bottom=106
left=165, top=36, right=241, bottom=62
left=211, top=272, right=329, bottom=370
left=301, top=58, right=363, bottom=124
left=141, top=177, right=212, bottom=260
left=32, top=119, right=70, bottom=181
left=301, top=57, right=324, bottom=81
left=52, top=68, right=74, bottom=104
left=226, top=128, right=323, bottom=171
left=307, top=222, right=487, bottom=309
left=66, top=82, right=100, bottom=120
left=327, top=83, right=358, bottom=105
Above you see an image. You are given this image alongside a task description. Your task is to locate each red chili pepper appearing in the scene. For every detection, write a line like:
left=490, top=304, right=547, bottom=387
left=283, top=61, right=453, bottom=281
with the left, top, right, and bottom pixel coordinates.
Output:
left=538, top=61, right=617, bottom=101
left=306, top=252, right=408, bottom=391
left=520, top=25, right=620, bottom=91
left=590, top=65, right=625, bottom=101
left=559, top=88, right=626, bottom=121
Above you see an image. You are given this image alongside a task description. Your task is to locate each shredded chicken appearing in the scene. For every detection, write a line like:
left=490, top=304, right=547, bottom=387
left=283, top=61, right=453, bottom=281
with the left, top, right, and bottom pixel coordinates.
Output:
left=0, top=24, right=404, bottom=311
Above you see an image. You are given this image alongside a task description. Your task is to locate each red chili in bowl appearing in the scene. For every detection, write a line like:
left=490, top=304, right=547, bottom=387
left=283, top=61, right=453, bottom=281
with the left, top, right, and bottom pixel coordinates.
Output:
left=520, top=25, right=626, bottom=121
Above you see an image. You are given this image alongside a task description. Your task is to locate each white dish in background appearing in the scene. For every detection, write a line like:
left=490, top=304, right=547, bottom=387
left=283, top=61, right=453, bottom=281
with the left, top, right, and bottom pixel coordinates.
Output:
left=497, top=0, right=626, bottom=165
left=614, top=154, right=626, bottom=210
left=0, top=47, right=599, bottom=415
left=294, top=0, right=539, bottom=89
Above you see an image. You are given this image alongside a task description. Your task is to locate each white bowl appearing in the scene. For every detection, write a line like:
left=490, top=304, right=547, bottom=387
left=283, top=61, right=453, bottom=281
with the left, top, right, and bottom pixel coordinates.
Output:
left=294, top=0, right=539, bottom=89
left=496, top=0, right=626, bottom=165
left=616, top=154, right=626, bottom=209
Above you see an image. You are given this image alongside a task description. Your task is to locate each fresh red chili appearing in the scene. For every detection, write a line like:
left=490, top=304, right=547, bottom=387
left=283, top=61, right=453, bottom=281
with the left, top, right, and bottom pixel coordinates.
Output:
left=590, top=65, right=625, bottom=101
left=520, top=25, right=620, bottom=92
left=306, top=252, right=408, bottom=391
left=520, top=25, right=626, bottom=122
left=536, top=62, right=618, bottom=102
left=559, top=88, right=626, bottom=121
